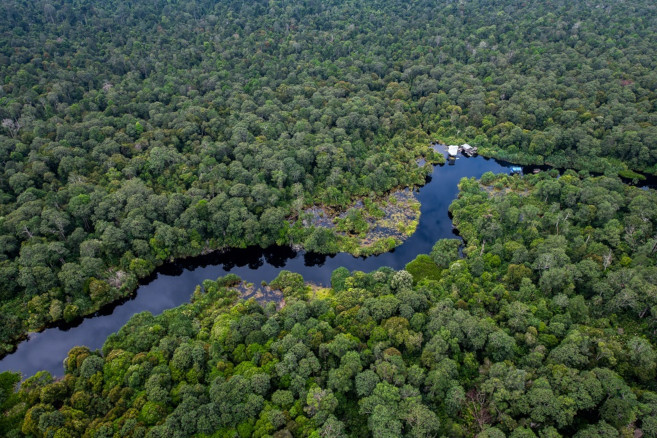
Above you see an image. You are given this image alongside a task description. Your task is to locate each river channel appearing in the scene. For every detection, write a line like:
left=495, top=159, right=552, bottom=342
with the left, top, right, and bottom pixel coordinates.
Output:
left=0, top=149, right=519, bottom=377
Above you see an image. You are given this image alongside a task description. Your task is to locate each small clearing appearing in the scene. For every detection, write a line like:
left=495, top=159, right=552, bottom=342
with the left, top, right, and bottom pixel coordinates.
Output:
left=302, top=189, right=421, bottom=255
left=232, top=282, right=285, bottom=309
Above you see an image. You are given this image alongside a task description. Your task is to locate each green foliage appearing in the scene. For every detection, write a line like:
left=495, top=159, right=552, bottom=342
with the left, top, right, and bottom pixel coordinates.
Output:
left=430, top=239, right=462, bottom=269
left=1, top=0, right=656, bottom=354
left=2, top=0, right=657, bottom=436
left=304, top=228, right=340, bottom=254
left=270, top=270, right=310, bottom=300
left=335, top=208, right=369, bottom=235
left=0, top=372, right=22, bottom=435
left=405, top=254, right=441, bottom=284
left=0, top=0, right=438, bottom=351
left=330, top=267, right=350, bottom=293
left=5, top=171, right=657, bottom=438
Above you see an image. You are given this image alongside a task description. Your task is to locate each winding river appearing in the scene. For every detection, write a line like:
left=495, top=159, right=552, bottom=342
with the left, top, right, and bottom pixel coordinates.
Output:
left=0, top=150, right=520, bottom=378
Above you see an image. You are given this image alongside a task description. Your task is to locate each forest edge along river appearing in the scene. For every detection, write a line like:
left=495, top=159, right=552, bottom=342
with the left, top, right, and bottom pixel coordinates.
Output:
left=1, top=147, right=653, bottom=378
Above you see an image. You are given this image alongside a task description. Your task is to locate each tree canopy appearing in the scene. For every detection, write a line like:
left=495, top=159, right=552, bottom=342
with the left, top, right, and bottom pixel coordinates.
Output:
left=2, top=0, right=657, bottom=434
left=2, top=172, right=657, bottom=437
left=1, top=0, right=657, bottom=352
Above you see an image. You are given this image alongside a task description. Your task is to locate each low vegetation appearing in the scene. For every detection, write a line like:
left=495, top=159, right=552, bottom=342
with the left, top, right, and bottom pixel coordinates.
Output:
left=302, top=190, right=421, bottom=257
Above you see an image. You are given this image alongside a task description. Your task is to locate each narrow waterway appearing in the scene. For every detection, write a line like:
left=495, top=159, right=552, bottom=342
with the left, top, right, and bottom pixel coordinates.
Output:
left=0, top=150, right=516, bottom=378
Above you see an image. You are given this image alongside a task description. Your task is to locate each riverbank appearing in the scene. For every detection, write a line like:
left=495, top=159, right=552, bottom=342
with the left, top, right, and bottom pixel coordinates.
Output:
left=0, top=146, right=517, bottom=377
left=0, top=146, right=440, bottom=359
left=477, top=146, right=655, bottom=182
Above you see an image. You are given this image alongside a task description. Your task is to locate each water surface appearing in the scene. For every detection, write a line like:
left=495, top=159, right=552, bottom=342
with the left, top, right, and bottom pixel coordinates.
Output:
left=0, top=151, right=515, bottom=377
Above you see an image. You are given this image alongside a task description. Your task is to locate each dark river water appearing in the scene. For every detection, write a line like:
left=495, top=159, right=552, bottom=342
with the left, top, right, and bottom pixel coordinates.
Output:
left=1, top=150, right=517, bottom=378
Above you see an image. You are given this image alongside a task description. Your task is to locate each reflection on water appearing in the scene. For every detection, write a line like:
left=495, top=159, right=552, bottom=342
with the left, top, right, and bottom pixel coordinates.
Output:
left=1, top=150, right=518, bottom=377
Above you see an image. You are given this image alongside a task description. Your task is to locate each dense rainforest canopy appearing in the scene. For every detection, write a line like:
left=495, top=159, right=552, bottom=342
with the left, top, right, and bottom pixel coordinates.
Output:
left=2, top=0, right=657, bottom=435
left=2, top=172, right=657, bottom=437
left=1, top=0, right=657, bottom=351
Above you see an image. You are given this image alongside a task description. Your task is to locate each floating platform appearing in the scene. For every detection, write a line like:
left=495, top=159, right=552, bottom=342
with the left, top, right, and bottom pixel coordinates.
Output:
left=443, top=143, right=478, bottom=157
left=461, top=143, right=477, bottom=157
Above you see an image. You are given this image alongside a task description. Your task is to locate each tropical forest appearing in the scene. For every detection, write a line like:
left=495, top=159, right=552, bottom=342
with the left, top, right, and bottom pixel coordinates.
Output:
left=1, top=0, right=657, bottom=437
